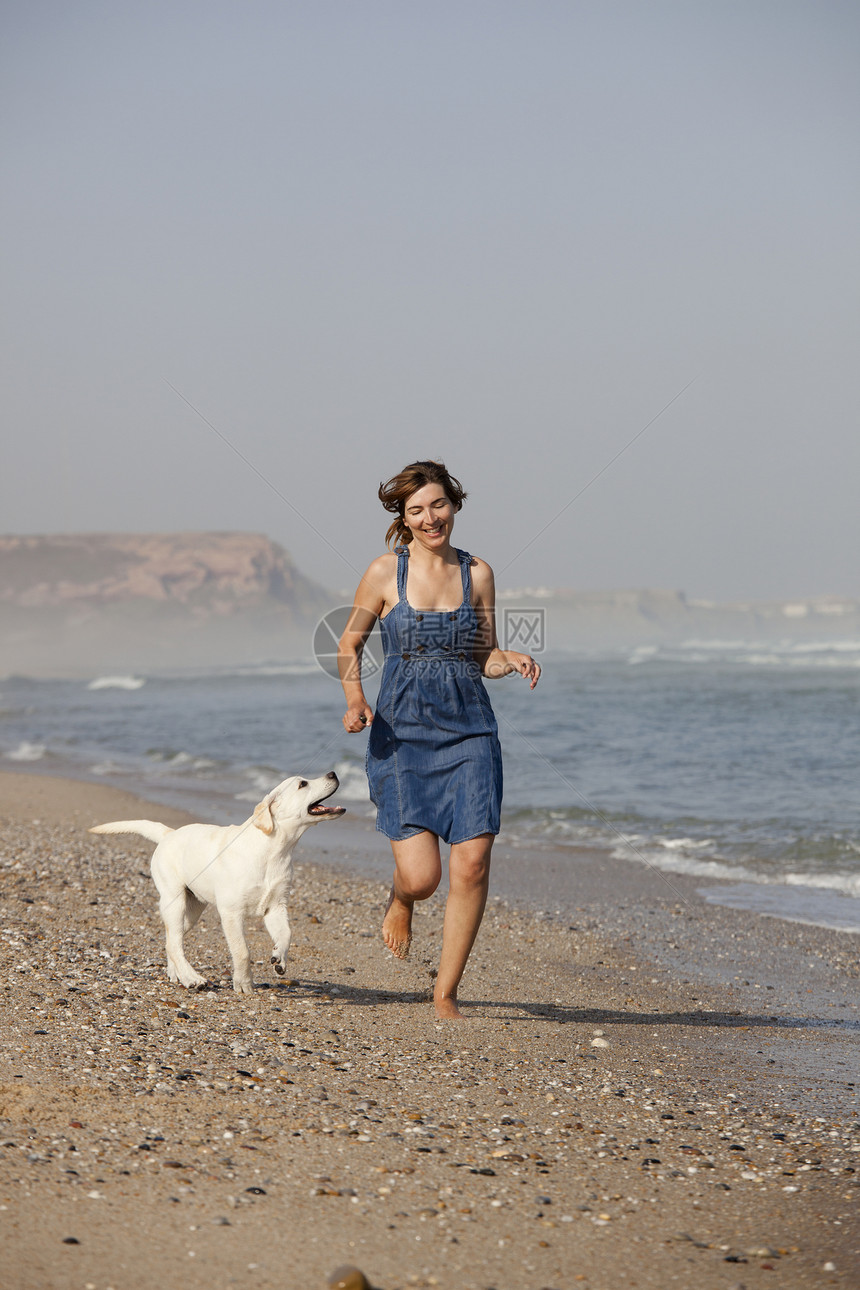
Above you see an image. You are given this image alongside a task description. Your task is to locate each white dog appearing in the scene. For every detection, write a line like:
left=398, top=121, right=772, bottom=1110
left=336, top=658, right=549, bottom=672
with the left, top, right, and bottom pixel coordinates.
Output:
left=90, top=772, right=345, bottom=993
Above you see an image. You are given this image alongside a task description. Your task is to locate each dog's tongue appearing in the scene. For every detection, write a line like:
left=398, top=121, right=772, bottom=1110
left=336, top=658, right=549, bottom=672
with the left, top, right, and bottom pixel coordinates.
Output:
left=309, top=801, right=345, bottom=816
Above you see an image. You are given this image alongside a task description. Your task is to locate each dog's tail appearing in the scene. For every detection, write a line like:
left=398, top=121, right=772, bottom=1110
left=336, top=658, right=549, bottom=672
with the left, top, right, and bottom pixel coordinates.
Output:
left=89, top=820, right=174, bottom=845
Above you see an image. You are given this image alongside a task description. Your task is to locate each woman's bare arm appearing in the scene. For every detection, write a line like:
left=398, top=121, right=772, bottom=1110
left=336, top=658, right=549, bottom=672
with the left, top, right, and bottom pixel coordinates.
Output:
left=471, top=559, right=541, bottom=689
left=339, top=555, right=396, bottom=730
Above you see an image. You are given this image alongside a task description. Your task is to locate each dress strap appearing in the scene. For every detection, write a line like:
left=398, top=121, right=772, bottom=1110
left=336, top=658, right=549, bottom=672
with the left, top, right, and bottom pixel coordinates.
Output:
left=394, top=545, right=409, bottom=601
left=456, top=548, right=473, bottom=606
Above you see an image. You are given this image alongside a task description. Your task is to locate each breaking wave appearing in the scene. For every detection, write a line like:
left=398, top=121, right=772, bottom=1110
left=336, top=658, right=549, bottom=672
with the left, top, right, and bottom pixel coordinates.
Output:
left=87, top=675, right=146, bottom=690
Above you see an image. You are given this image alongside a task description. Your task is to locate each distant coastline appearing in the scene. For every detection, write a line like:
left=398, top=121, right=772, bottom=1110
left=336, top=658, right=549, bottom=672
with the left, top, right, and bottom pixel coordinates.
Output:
left=2, top=530, right=859, bottom=676
left=495, top=584, right=860, bottom=650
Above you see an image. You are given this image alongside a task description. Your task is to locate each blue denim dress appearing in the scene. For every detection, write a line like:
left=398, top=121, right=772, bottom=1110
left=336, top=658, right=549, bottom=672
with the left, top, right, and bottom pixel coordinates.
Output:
left=366, top=546, right=503, bottom=844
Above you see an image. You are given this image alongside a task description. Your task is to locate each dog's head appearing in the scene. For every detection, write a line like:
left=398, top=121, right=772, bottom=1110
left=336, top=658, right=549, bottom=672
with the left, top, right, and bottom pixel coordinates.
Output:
left=252, top=771, right=346, bottom=836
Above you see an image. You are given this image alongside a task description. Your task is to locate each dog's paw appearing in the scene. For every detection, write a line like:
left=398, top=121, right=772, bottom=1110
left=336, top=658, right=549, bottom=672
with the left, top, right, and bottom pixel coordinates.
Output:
left=181, top=974, right=207, bottom=990
left=271, top=954, right=286, bottom=976
left=233, top=978, right=253, bottom=994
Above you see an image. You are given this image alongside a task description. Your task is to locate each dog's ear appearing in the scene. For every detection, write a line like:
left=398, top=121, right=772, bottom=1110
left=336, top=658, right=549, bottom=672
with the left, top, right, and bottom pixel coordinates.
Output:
left=253, top=793, right=276, bottom=835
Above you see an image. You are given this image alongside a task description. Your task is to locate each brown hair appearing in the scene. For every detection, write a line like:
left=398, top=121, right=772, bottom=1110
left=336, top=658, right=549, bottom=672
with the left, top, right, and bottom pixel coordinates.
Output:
left=378, top=460, right=467, bottom=548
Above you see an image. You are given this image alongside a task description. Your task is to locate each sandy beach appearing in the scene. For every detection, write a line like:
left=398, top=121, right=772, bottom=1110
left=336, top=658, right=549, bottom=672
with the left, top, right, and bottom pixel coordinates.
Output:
left=0, top=770, right=857, bottom=1289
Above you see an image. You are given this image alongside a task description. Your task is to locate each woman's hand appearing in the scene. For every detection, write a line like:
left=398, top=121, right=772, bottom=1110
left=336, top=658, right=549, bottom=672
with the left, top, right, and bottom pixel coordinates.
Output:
left=507, top=651, right=541, bottom=689
left=482, top=648, right=541, bottom=687
left=343, top=703, right=374, bottom=733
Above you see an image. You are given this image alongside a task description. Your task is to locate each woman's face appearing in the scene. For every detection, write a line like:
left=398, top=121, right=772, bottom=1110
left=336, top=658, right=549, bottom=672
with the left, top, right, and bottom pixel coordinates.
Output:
left=402, top=483, right=455, bottom=548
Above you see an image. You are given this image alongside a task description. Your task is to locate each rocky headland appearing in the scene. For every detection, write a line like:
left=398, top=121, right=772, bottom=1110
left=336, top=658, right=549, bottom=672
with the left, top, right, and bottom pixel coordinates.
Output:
left=0, top=533, right=334, bottom=676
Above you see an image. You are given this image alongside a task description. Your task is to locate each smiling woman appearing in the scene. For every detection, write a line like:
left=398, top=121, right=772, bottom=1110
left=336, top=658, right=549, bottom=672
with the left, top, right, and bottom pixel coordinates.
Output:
left=338, top=459, right=540, bottom=1020
left=378, top=460, right=468, bottom=551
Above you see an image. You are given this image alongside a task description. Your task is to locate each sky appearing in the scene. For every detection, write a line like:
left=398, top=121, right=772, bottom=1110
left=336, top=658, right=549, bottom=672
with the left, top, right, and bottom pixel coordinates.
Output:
left=2, top=1, right=858, bottom=601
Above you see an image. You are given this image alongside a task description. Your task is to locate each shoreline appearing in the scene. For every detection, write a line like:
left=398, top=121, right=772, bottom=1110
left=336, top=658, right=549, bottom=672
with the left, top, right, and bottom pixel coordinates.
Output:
left=0, top=770, right=858, bottom=1288
left=5, top=650, right=860, bottom=951
left=8, top=751, right=860, bottom=935
left=3, top=766, right=857, bottom=1058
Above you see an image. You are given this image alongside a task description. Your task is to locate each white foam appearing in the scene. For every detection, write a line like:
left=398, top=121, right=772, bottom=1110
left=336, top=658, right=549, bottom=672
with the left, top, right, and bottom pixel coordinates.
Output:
left=627, top=645, right=658, bottom=665
left=89, top=760, right=131, bottom=776
left=612, top=833, right=860, bottom=915
left=232, top=761, right=370, bottom=805
left=6, top=741, right=46, bottom=762
left=535, top=816, right=618, bottom=848
left=153, top=751, right=219, bottom=773
left=234, top=766, right=282, bottom=801
left=655, top=835, right=716, bottom=852
left=332, top=759, right=371, bottom=802
left=676, top=638, right=754, bottom=651
left=629, top=639, right=860, bottom=669
left=789, top=639, right=860, bottom=653
left=215, top=661, right=320, bottom=678
left=784, top=870, right=860, bottom=899
left=87, top=675, right=146, bottom=690
left=612, top=838, right=758, bottom=883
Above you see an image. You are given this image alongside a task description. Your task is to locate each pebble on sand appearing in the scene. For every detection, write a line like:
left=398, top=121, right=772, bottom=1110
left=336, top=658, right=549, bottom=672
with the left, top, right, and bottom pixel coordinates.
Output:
left=327, top=1265, right=371, bottom=1290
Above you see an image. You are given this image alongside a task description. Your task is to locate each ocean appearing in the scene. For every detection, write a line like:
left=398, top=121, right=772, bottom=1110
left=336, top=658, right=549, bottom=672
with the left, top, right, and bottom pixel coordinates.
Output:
left=3, top=642, right=859, bottom=933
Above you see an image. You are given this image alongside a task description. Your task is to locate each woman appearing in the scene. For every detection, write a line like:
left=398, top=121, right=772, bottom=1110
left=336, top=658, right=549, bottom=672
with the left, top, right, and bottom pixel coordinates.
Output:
left=339, top=460, right=540, bottom=1020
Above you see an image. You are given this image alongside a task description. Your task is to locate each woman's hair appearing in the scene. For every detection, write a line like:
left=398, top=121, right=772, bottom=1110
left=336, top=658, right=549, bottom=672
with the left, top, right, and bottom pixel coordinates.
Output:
left=378, top=460, right=467, bottom=548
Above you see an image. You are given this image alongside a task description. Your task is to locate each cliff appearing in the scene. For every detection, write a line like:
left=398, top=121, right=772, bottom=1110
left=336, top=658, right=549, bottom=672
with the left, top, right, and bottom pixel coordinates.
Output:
left=0, top=532, right=335, bottom=676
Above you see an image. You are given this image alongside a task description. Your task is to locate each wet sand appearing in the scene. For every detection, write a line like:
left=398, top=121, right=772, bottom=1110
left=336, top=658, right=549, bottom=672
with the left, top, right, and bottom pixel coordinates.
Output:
left=0, top=770, right=858, bottom=1289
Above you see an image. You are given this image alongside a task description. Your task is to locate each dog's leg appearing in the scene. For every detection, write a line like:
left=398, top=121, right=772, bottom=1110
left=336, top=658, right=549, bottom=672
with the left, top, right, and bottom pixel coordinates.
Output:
left=217, top=907, right=253, bottom=993
left=264, top=904, right=292, bottom=977
left=183, top=890, right=206, bottom=932
left=160, top=891, right=208, bottom=990
left=152, top=850, right=207, bottom=990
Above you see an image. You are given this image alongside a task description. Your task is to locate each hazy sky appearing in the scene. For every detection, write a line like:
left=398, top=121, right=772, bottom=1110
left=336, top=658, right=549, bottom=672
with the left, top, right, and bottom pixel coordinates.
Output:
left=3, top=2, right=858, bottom=600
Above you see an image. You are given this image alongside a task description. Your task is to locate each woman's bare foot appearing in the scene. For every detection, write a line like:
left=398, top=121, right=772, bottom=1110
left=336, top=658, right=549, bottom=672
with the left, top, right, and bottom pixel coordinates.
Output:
left=434, top=994, right=466, bottom=1021
left=382, top=886, right=413, bottom=959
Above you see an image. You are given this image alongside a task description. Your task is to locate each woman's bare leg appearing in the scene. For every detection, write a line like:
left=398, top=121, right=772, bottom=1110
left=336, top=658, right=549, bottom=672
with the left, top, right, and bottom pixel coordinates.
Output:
left=382, top=832, right=442, bottom=958
left=434, top=833, right=493, bottom=1020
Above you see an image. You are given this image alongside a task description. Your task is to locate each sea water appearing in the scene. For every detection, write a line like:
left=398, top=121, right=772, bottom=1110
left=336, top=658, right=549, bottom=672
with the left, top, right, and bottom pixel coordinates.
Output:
left=2, top=644, right=859, bottom=931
